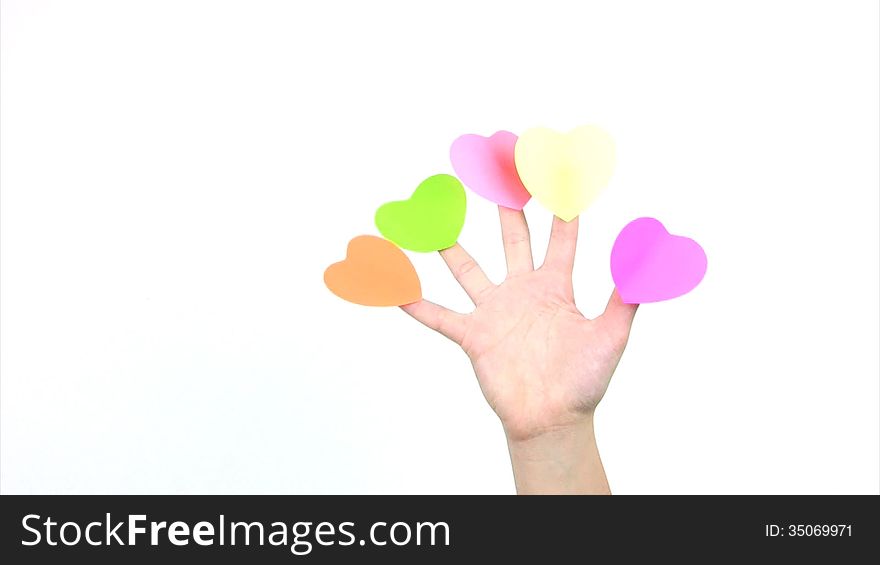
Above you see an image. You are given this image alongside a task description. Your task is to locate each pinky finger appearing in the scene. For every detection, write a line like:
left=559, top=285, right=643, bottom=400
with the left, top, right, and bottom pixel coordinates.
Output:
left=400, top=300, right=468, bottom=345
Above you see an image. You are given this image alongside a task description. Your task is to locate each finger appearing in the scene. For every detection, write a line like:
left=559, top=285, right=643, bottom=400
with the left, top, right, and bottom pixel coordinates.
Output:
left=400, top=300, right=468, bottom=344
left=439, top=243, right=495, bottom=305
left=542, top=215, right=579, bottom=272
left=498, top=206, right=533, bottom=276
left=601, top=288, right=639, bottom=335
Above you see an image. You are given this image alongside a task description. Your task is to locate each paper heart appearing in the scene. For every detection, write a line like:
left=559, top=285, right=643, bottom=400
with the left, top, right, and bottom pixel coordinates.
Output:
left=450, top=131, right=530, bottom=210
left=514, top=125, right=616, bottom=221
left=610, top=217, right=707, bottom=304
left=324, top=235, right=421, bottom=306
left=375, top=174, right=466, bottom=252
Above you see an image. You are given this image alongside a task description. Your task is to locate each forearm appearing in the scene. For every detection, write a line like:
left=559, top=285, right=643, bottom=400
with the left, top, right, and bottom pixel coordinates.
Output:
left=505, top=415, right=610, bottom=495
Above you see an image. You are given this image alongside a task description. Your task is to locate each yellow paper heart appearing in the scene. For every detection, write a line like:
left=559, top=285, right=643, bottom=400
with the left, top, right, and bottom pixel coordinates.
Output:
left=514, top=125, right=616, bottom=222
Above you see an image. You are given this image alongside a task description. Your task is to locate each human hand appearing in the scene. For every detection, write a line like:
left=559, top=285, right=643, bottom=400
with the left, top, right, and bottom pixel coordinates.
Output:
left=401, top=207, right=638, bottom=493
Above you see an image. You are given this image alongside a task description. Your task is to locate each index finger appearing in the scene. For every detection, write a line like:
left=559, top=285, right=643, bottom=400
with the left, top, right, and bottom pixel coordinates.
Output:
left=542, top=215, right=579, bottom=272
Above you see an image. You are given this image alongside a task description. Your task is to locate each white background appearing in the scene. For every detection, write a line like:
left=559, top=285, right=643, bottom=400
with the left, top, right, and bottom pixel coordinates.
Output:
left=1, top=0, right=878, bottom=494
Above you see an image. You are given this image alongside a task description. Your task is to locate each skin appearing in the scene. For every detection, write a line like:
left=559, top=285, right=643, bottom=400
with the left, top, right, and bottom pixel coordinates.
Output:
left=401, top=207, right=638, bottom=494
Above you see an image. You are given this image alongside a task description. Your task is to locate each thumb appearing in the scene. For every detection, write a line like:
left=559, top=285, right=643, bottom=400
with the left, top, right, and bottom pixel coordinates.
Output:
left=601, top=289, right=638, bottom=336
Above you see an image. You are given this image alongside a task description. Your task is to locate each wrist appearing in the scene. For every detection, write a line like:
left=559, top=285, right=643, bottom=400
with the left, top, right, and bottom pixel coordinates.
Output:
left=505, top=413, right=610, bottom=495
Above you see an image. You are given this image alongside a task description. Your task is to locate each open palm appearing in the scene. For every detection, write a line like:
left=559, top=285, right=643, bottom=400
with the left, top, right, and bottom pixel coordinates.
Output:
left=402, top=207, right=637, bottom=441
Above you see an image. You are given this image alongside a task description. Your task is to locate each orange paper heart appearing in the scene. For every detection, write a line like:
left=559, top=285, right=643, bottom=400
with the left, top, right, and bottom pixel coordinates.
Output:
left=324, top=235, right=422, bottom=306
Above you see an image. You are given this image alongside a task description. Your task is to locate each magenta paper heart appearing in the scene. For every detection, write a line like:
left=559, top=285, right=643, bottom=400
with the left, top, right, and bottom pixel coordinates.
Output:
left=611, top=217, right=707, bottom=304
left=449, top=131, right=531, bottom=210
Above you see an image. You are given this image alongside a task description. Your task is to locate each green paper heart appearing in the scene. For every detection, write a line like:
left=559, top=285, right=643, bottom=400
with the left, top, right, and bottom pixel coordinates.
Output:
left=375, top=174, right=466, bottom=252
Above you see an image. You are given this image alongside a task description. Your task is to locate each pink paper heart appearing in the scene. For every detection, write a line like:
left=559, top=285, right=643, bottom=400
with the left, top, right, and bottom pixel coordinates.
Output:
left=449, top=131, right=531, bottom=210
left=611, top=217, right=707, bottom=304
